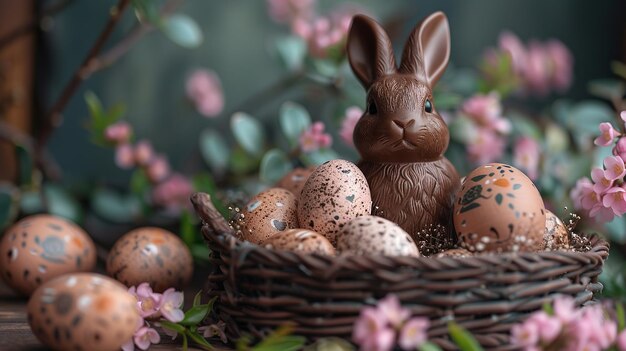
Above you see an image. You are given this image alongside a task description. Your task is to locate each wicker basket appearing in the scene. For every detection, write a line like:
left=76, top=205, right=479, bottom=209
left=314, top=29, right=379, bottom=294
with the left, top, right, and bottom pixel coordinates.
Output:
left=191, top=192, right=609, bottom=350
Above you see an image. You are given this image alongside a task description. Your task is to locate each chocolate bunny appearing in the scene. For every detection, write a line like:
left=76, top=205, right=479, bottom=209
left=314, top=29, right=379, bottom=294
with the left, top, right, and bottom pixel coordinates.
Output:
left=346, top=12, right=460, bottom=253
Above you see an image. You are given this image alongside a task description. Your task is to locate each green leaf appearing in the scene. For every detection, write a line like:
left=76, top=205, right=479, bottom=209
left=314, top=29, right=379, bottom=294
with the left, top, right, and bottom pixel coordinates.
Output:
left=15, top=144, right=33, bottom=186
left=588, top=78, right=625, bottom=100
left=617, top=302, right=625, bottom=331
left=545, top=123, right=569, bottom=154
left=162, top=14, right=203, bottom=48
left=191, top=244, right=211, bottom=262
left=192, top=173, right=228, bottom=217
left=260, top=149, right=293, bottom=184
left=542, top=301, right=554, bottom=315
left=20, top=190, right=44, bottom=214
left=300, top=148, right=339, bottom=167
left=279, top=102, right=311, bottom=145
left=85, top=91, right=104, bottom=121
left=612, top=61, right=626, bottom=80
left=605, top=216, right=626, bottom=243
left=183, top=332, right=189, bottom=351
left=251, top=325, right=305, bottom=351
left=275, top=36, right=307, bottom=71
left=90, top=188, right=142, bottom=223
left=130, top=170, right=150, bottom=197
left=448, top=322, right=483, bottom=351
left=180, top=210, right=196, bottom=247
left=200, top=129, right=231, bottom=173
left=193, top=291, right=202, bottom=307
left=312, top=59, right=339, bottom=78
left=509, top=113, right=542, bottom=140
left=44, top=184, right=82, bottom=223
left=433, top=92, right=463, bottom=110
left=303, top=338, right=355, bottom=351
left=0, top=183, right=20, bottom=230
left=159, top=320, right=186, bottom=334
left=186, top=329, right=214, bottom=350
left=230, top=147, right=260, bottom=175
left=180, top=298, right=216, bottom=327
left=419, top=342, right=444, bottom=351
left=131, top=0, right=162, bottom=24
left=231, top=112, right=266, bottom=157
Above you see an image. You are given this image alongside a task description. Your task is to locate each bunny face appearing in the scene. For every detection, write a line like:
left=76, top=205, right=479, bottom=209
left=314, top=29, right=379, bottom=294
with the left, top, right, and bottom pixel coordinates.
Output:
left=347, top=12, right=451, bottom=163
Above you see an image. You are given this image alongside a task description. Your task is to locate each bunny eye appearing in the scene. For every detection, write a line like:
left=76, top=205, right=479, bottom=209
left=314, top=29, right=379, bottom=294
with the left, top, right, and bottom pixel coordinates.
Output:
left=367, top=101, right=378, bottom=115
left=425, top=99, right=433, bottom=113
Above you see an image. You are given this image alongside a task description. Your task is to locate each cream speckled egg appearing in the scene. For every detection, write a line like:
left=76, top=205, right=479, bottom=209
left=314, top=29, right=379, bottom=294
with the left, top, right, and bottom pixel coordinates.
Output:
left=435, top=248, right=472, bottom=258
left=453, top=163, right=546, bottom=253
left=262, top=229, right=335, bottom=255
left=106, top=227, right=193, bottom=292
left=337, top=216, right=419, bottom=256
left=0, top=214, right=96, bottom=296
left=275, top=167, right=315, bottom=197
left=298, top=160, right=372, bottom=245
left=27, top=273, right=140, bottom=351
left=544, top=210, right=570, bottom=250
left=241, top=188, right=299, bottom=244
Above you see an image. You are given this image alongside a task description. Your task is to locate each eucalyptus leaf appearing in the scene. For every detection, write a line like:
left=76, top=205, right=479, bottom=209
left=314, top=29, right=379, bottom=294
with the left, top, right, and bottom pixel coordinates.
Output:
left=300, top=148, right=339, bottom=166
left=44, top=184, right=82, bottom=223
left=200, top=129, right=231, bottom=173
left=275, top=35, right=307, bottom=71
left=163, top=14, right=203, bottom=48
left=20, top=190, right=44, bottom=214
left=90, top=188, right=141, bottom=223
left=260, top=149, right=292, bottom=184
left=448, top=322, right=483, bottom=351
left=605, top=216, right=626, bottom=243
left=509, top=113, right=542, bottom=140
left=279, top=102, right=311, bottom=145
left=312, top=59, right=339, bottom=78
left=231, top=112, right=266, bottom=157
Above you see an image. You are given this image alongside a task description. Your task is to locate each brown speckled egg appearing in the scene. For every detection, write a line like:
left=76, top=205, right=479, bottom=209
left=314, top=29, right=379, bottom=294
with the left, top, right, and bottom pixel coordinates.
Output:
left=275, top=167, right=315, bottom=197
left=337, top=216, right=419, bottom=256
left=435, top=248, right=472, bottom=258
left=262, top=229, right=335, bottom=255
left=453, top=163, right=546, bottom=253
left=0, top=214, right=96, bottom=296
left=106, top=227, right=193, bottom=292
left=544, top=210, right=570, bottom=250
left=27, top=273, right=140, bottom=351
left=241, top=188, right=299, bottom=244
left=298, top=159, right=372, bottom=244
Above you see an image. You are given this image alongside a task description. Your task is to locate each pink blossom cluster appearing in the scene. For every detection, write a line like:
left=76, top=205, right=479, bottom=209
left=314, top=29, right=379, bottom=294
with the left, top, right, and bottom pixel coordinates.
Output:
left=266, top=0, right=362, bottom=58
left=513, top=136, right=542, bottom=180
left=571, top=113, right=626, bottom=222
left=339, top=106, right=362, bottom=147
left=122, top=283, right=185, bottom=351
left=511, top=296, right=624, bottom=351
left=459, top=92, right=511, bottom=165
left=299, top=121, right=332, bottom=152
left=486, top=31, right=573, bottom=96
left=104, top=123, right=193, bottom=210
left=353, top=295, right=429, bottom=351
left=185, top=69, right=224, bottom=118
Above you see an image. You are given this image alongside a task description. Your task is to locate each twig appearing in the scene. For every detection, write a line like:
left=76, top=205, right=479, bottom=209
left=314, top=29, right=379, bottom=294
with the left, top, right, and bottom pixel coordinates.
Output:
left=0, top=0, right=76, bottom=52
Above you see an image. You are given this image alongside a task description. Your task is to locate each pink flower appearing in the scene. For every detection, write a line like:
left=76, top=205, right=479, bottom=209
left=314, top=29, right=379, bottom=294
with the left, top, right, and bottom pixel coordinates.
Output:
left=151, top=173, right=193, bottom=210
left=122, top=315, right=147, bottom=351
left=460, top=93, right=510, bottom=133
left=603, top=186, right=626, bottom=216
left=466, top=129, right=506, bottom=164
left=340, top=106, right=362, bottom=147
left=511, top=320, right=539, bottom=348
left=570, top=177, right=593, bottom=210
left=133, top=327, right=160, bottom=350
left=595, top=122, right=620, bottom=147
left=105, top=121, right=133, bottom=144
left=186, top=69, right=224, bottom=118
left=353, top=307, right=394, bottom=351
left=129, top=283, right=162, bottom=318
left=159, top=288, right=184, bottom=323
left=377, top=295, right=410, bottom=329
left=591, top=167, right=614, bottom=194
left=544, top=40, right=573, bottom=92
left=614, top=137, right=626, bottom=160
left=621, top=111, right=626, bottom=127
left=590, top=203, right=615, bottom=222
left=134, top=140, right=155, bottom=166
left=499, top=31, right=527, bottom=74
left=524, top=41, right=551, bottom=96
left=513, top=137, right=541, bottom=180
left=266, top=0, right=315, bottom=24
left=527, top=311, right=562, bottom=343
left=398, top=318, right=429, bottom=350
left=553, top=296, right=577, bottom=324
left=299, top=121, right=332, bottom=152
left=146, top=156, right=171, bottom=183
left=115, top=144, right=135, bottom=169
left=198, top=321, right=227, bottom=343
left=604, top=155, right=626, bottom=180
left=617, top=330, right=626, bottom=351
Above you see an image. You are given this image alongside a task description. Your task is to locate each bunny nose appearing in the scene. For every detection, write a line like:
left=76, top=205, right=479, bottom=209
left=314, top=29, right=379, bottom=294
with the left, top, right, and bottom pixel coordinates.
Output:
left=393, top=119, right=415, bottom=129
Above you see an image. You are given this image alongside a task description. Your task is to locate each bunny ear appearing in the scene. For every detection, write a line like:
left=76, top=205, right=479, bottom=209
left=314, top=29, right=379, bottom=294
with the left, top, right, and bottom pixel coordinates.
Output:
left=347, top=15, right=397, bottom=89
left=399, top=12, right=450, bottom=86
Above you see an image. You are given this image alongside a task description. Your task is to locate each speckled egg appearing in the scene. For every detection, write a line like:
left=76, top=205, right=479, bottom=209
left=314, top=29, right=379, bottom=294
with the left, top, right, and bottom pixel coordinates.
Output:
left=337, top=216, right=419, bottom=256
left=298, top=159, right=372, bottom=244
left=262, top=229, right=335, bottom=255
left=0, top=214, right=96, bottom=296
left=241, top=188, right=299, bottom=244
left=275, top=167, right=315, bottom=197
left=453, top=163, right=546, bottom=253
left=544, top=210, right=570, bottom=250
left=435, top=248, right=472, bottom=258
left=106, top=227, right=193, bottom=292
left=27, top=273, right=140, bottom=351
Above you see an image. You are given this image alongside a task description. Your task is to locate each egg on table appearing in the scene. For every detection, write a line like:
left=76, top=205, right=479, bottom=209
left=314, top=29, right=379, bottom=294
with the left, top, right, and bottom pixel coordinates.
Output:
left=0, top=214, right=96, bottom=295
left=106, top=227, right=193, bottom=292
left=544, top=209, right=570, bottom=250
left=337, top=215, right=419, bottom=256
left=453, top=163, right=546, bottom=253
left=27, top=273, right=140, bottom=351
left=262, top=229, right=335, bottom=255
left=298, top=159, right=372, bottom=245
left=275, top=167, right=315, bottom=197
left=240, top=187, right=299, bottom=244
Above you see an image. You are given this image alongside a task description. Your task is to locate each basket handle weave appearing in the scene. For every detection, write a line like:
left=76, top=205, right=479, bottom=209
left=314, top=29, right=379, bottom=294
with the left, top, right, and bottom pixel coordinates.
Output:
left=190, top=192, right=235, bottom=240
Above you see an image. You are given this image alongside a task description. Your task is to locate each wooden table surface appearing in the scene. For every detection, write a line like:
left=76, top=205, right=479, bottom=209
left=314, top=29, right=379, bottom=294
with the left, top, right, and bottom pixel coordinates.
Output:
left=0, top=280, right=204, bottom=351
